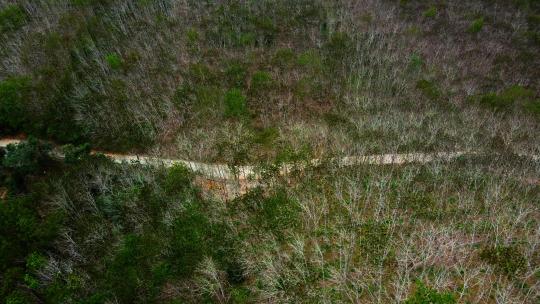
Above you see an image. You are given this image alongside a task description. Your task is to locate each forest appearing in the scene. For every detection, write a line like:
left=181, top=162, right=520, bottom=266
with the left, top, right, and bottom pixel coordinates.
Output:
left=1, top=0, right=539, bottom=303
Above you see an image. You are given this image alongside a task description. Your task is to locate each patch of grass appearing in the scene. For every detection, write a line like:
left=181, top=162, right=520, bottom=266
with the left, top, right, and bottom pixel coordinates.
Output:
left=174, top=84, right=222, bottom=113
left=479, top=244, right=526, bottom=275
left=471, top=85, right=537, bottom=112
left=524, top=98, right=540, bottom=116
left=186, top=27, right=199, bottom=43
left=358, top=220, right=391, bottom=264
left=186, top=63, right=218, bottom=85
left=250, top=70, right=273, bottom=92
left=105, top=53, right=122, bottom=70
left=324, top=32, right=354, bottom=73
left=404, top=281, right=456, bottom=304
left=224, top=88, right=248, bottom=118
left=424, top=6, right=437, bottom=18
left=401, top=191, right=440, bottom=220
left=252, top=127, right=279, bottom=146
left=468, top=17, right=484, bottom=33
left=226, top=62, right=248, bottom=88
left=297, top=49, right=323, bottom=71
left=409, top=53, right=424, bottom=71
left=273, top=48, right=296, bottom=68
left=416, top=79, right=440, bottom=100
left=0, top=4, right=26, bottom=33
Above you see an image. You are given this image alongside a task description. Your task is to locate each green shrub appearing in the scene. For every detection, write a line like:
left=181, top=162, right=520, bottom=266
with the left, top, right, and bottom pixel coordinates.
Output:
left=163, top=164, right=193, bottom=195
left=416, top=79, right=440, bottom=100
left=251, top=70, right=273, bottom=91
left=5, top=291, right=33, bottom=304
left=105, top=53, right=122, bottom=69
left=106, top=234, right=151, bottom=303
left=477, top=93, right=511, bottom=110
left=170, top=202, right=210, bottom=275
left=409, top=53, right=424, bottom=71
left=404, top=281, right=456, bottom=304
left=297, top=50, right=323, bottom=70
left=424, top=6, right=437, bottom=18
left=472, top=85, right=536, bottom=112
left=273, top=48, right=296, bottom=68
left=3, top=138, right=52, bottom=177
left=468, top=17, right=484, bottom=33
left=224, top=88, right=248, bottom=118
left=500, top=85, right=534, bottom=100
left=233, top=188, right=300, bottom=239
left=0, top=5, right=26, bottom=33
left=238, top=32, right=256, bottom=46
left=186, top=28, right=199, bottom=43
left=174, top=83, right=222, bottom=113
left=480, top=244, right=526, bottom=275
left=62, top=143, right=91, bottom=164
left=26, top=252, right=47, bottom=271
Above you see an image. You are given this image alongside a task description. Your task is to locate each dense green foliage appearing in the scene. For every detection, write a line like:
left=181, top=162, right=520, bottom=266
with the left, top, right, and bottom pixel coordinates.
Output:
left=0, top=140, right=247, bottom=303
left=480, top=244, right=527, bottom=275
left=0, top=4, right=26, bottom=33
left=404, top=281, right=456, bottom=304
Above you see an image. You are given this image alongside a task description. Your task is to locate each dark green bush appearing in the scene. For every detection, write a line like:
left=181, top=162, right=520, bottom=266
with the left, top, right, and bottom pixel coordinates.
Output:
left=0, top=4, right=26, bottom=33
left=0, top=77, right=31, bottom=134
left=163, top=164, right=193, bottom=195
left=240, top=189, right=300, bottom=236
left=224, top=88, right=248, bottom=118
left=401, top=191, right=440, bottom=220
left=3, top=138, right=52, bottom=177
left=404, top=281, right=456, bottom=304
left=106, top=234, right=157, bottom=303
left=472, top=85, right=537, bottom=113
left=480, top=244, right=526, bottom=275
left=169, top=202, right=210, bottom=276
left=62, top=143, right=91, bottom=164
left=0, top=194, right=63, bottom=300
left=478, top=93, right=513, bottom=110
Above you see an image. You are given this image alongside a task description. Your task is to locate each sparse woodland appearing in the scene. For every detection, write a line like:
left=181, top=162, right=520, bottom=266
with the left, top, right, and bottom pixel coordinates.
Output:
left=1, top=0, right=539, bottom=303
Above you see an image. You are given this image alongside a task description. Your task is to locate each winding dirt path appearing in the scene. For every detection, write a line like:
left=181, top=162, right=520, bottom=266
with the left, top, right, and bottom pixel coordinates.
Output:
left=2, top=138, right=538, bottom=198
left=0, top=138, right=477, bottom=180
